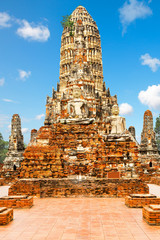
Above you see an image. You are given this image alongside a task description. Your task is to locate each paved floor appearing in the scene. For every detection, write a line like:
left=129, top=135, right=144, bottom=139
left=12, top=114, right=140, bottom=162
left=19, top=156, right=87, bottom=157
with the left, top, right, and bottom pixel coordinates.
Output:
left=0, top=185, right=160, bottom=240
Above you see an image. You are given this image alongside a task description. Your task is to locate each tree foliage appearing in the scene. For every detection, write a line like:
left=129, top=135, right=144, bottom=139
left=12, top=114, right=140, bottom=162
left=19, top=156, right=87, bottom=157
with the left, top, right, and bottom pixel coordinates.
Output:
left=155, top=114, right=160, bottom=152
left=0, top=133, right=9, bottom=163
left=61, top=15, right=74, bottom=36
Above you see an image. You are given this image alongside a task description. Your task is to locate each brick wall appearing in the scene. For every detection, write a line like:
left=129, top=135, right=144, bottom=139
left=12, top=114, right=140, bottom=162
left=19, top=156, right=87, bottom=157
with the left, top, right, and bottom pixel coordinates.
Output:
left=0, top=207, right=13, bottom=225
left=19, top=124, right=139, bottom=179
left=9, top=178, right=149, bottom=198
left=125, top=195, right=160, bottom=208
left=150, top=177, right=160, bottom=185
left=0, top=196, right=33, bottom=208
left=143, top=205, right=160, bottom=225
left=0, top=170, right=20, bottom=184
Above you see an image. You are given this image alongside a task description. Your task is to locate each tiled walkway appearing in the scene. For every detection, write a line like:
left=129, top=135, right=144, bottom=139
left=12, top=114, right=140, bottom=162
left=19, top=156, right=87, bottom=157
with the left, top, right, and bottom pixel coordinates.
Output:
left=0, top=185, right=160, bottom=240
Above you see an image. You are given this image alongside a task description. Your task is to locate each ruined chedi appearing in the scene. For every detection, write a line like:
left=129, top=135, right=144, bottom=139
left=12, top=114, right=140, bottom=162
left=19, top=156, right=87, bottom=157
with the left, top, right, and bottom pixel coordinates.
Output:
left=140, top=110, right=158, bottom=155
left=3, top=114, right=25, bottom=169
left=19, top=6, right=140, bottom=180
left=9, top=6, right=149, bottom=197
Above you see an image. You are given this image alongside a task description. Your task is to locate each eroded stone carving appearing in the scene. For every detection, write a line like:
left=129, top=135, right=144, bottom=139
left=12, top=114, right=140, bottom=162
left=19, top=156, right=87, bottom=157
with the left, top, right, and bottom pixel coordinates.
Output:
left=107, top=104, right=126, bottom=134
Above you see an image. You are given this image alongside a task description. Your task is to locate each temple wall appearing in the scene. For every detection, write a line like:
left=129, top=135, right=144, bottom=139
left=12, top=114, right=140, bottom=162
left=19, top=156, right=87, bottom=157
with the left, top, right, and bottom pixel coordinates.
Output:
left=9, top=178, right=149, bottom=198
left=20, top=123, right=139, bottom=179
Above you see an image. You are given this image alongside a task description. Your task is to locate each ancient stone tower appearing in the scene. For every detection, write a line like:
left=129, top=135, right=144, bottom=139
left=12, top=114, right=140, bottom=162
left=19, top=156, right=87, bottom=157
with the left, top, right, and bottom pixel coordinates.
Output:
left=19, top=6, right=139, bottom=180
left=8, top=6, right=149, bottom=197
left=3, top=114, right=25, bottom=169
left=44, top=6, right=117, bottom=125
left=60, top=6, right=103, bottom=94
left=140, top=110, right=158, bottom=155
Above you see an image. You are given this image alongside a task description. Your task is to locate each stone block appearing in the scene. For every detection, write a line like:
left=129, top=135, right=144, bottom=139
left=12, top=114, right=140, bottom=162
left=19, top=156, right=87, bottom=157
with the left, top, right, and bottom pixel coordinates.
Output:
left=125, top=194, right=160, bottom=208
left=0, top=195, right=33, bottom=208
left=143, top=204, right=160, bottom=225
left=0, top=207, right=13, bottom=225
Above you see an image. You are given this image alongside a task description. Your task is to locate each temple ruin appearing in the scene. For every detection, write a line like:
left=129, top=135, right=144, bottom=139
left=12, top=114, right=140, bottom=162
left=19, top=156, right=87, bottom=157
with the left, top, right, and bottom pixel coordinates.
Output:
left=8, top=6, right=150, bottom=197
left=19, top=6, right=139, bottom=179
left=3, top=114, right=24, bottom=170
left=140, top=110, right=158, bottom=155
left=139, top=110, right=160, bottom=173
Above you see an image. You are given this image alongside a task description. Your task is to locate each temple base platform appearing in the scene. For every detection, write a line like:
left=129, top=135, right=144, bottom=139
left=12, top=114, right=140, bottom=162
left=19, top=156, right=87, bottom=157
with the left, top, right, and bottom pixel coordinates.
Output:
left=9, top=177, right=149, bottom=198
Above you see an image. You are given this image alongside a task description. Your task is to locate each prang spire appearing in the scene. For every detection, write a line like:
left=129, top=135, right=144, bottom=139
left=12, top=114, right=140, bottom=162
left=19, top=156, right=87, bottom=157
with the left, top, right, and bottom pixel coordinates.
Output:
left=59, top=6, right=103, bottom=95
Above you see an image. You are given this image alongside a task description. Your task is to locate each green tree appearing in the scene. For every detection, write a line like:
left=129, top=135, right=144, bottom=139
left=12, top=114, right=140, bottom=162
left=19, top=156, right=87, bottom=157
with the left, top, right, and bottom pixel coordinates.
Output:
left=0, top=133, right=9, bottom=163
left=155, top=114, right=160, bottom=152
left=61, top=15, right=74, bottom=36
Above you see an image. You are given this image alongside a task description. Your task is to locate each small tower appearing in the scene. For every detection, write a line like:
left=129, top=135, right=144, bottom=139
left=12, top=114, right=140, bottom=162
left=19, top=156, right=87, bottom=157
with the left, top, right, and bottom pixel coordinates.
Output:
left=128, top=126, right=136, bottom=138
left=3, top=114, right=25, bottom=169
left=140, top=110, right=158, bottom=155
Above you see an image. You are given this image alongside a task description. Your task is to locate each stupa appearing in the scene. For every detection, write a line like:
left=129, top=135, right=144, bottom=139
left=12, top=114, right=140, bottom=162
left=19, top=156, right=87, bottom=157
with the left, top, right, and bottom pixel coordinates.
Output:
left=3, top=114, right=24, bottom=169
left=9, top=6, right=148, bottom=197
left=139, top=110, right=160, bottom=170
left=140, top=110, right=158, bottom=155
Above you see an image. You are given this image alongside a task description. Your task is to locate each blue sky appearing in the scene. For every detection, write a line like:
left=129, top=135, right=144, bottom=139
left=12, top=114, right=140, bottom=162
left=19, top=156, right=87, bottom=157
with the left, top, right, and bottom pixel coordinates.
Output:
left=0, top=0, right=160, bottom=143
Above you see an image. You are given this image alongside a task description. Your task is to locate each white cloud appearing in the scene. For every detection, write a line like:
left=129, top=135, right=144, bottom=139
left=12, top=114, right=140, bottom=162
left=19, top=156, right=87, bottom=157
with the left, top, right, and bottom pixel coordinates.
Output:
left=119, top=103, right=133, bottom=115
left=0, top=78, right=5, bottom=86
left=18, top=69, right=31, bottom=81
left=140, top=53, right=160, bottom=72
left=0, top=12, right=11, bottom=28
left=119, top=0, right=152, bottom=34
left=16, top=20, right=50, bottom=42
left=2, top=98, right=14, bottom=103
left=22, top=128, right=29, bottom=134
left=35, top=114, right=45, bottom=120
left=138, top=84, right=160, bottom=110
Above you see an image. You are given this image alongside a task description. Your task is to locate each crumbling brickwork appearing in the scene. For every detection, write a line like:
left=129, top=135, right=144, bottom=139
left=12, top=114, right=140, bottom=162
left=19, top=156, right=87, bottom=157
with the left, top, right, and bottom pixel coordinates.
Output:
left=9, top=178, right=148, bottom=198
left=20, top=124, right=139, bottom=179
